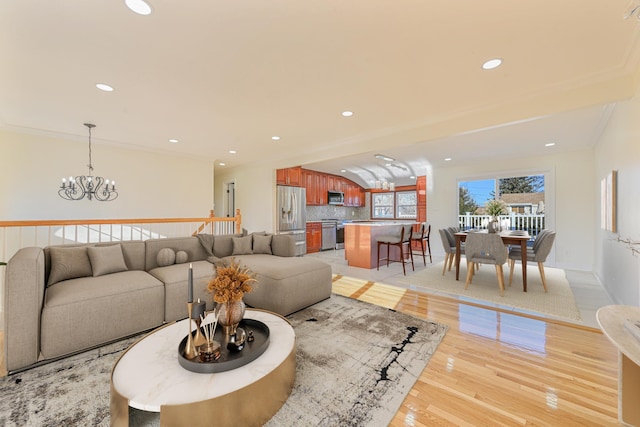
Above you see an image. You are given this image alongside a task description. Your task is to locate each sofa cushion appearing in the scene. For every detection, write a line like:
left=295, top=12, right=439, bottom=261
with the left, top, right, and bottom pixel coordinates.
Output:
left=40, top=270, right=165, bottom=359
left=213, top=233, right=243, bottom=258
left=87, top=244, right=129, bottom=277
left=232, top=236, right=253, bottom=255
left=157, top=248, right=176, bottom=267
left=252, top=234, right=273, bottom=255
left=175, top=250, right=188, bottom=264
left=47, top=246, right=93, bottom=287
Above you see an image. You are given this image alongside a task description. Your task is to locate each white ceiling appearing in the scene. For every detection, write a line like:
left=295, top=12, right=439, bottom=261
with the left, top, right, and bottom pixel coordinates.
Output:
left=2, top=1, right=640, bottom=188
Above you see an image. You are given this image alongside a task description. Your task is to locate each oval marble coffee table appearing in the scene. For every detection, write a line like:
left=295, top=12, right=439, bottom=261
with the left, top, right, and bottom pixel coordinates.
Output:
left=110, top=309, right=296, bottom=427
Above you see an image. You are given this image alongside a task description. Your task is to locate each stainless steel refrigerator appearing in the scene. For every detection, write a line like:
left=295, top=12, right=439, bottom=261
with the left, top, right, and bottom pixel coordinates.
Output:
left=276, top=185, right=307, bottom=256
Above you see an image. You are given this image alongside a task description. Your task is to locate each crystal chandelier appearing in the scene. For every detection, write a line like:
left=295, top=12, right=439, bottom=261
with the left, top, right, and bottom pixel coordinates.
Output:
left=58, top=123, right=118, bottom=201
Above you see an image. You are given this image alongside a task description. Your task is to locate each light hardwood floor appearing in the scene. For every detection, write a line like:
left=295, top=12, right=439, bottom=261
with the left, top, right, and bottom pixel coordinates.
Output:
left=331, top=275, right=620, bottom=426
left=0, top=277, right=621, bottom=426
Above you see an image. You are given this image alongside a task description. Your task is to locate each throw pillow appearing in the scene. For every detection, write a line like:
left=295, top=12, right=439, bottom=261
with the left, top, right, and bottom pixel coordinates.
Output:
left=232, top=235, right=253, bottom=255
left=157, top=248, right=176, bottom=267
left=253, top=234, right=273, bottom=255
left=175, top=250, right=188, bottom=264
left=47, top=246, right=93, bottom=287
left=87, top=244, right=129, bottom=277
left=213, top=233, right=243, bottom=258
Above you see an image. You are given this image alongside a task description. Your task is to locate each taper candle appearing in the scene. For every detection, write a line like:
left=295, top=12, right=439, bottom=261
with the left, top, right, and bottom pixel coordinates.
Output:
left=188, top=263, right=193, bottom=302
left=192, top=299, right=206, bottom=319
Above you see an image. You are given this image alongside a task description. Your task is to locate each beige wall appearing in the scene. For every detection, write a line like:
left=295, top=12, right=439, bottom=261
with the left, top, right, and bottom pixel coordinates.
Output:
left=594, top=91, right=640, bottom=306
left=0, top=129, right=215, bottom=220
left=214, top=163, right=277, bottom=233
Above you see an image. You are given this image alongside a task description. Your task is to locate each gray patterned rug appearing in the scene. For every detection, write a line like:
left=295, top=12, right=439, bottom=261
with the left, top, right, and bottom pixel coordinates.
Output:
left=0, top=294, right=447, bottom=427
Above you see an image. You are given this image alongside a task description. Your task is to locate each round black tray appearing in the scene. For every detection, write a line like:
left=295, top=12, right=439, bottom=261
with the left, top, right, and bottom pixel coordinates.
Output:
left=178, top=318, right=270, bottom=373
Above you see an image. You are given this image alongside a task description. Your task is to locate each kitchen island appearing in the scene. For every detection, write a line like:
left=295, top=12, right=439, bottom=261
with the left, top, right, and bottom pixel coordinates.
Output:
left=344, top=222, right=416, bottom=269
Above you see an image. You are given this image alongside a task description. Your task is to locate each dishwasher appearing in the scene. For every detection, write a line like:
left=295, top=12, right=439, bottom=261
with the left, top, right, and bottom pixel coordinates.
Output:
left=321, top=221, right=337, bottom=251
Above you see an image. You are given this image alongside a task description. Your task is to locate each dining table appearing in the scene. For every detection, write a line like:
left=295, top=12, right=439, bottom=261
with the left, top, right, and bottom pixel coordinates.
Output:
left=454, top=230, right=532, bottom=291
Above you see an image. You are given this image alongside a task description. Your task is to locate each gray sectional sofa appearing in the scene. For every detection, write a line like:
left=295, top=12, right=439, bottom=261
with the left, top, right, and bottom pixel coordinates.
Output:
left=4, top=232, right=332, bottom=373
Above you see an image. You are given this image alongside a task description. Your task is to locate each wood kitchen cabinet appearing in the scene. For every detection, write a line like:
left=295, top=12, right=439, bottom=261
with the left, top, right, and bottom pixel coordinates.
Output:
left=300, top=168, right=364, bottom=207
left=276, top=166, right=302, bottom=186
left=306, top=222, right=322, bottom=253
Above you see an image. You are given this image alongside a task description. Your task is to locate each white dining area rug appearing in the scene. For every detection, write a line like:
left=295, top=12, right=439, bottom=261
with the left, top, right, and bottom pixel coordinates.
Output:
left=397, top=262, right=582, bottom=322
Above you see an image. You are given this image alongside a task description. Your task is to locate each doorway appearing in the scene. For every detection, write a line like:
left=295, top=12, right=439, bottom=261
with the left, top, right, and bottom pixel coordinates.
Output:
left=225, top=181, right=235, bottom=217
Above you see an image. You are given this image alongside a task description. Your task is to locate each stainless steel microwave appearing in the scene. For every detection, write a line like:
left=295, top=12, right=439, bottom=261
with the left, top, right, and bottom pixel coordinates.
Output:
left=328, top=191, right=344, bottom=205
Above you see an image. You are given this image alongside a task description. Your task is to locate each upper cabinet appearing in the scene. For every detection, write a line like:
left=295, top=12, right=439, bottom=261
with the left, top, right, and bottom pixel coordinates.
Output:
left=300, top=169, right=364, bottom=207
left=276, top=167, right=302, bottom=187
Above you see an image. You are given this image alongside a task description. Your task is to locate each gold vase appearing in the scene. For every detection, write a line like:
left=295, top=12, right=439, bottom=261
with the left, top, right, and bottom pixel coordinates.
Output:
left=217, top=301, right=245, bottom=335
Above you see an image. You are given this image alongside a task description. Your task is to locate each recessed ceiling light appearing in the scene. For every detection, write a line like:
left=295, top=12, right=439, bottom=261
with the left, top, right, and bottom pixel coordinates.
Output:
left=96, top=83, right=114, bottom=92
left=374, top=154, right=395, bottom=162
left=410, top=176, right=415, bottom=179
left=168, top=139, right=179, bottom=144
left=545, top=142, right=556, bottom=147
left=272, top=136, right=280, bottom=141
left=444, top=157, right=452, bottom=161
left=229, top=150, right=237, bottom=154
left=340, top=169, right=346, bottom=173
left=125, top=0, right=152, bottom=15
left=218, top=162, right=225, bottom=166
left=342, top=111, right=354, bottom=117
left=482, top=58, right=502, bottom=70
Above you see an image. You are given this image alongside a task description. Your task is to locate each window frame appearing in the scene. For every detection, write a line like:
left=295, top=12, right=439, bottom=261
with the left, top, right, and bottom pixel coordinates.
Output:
left=371, top=190, right=417, bottom=220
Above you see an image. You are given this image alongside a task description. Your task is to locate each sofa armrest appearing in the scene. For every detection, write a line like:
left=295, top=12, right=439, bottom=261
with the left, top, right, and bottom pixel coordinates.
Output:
left=5, top=247, right=45, bottom=372
left=271, top=235, right=296, bottom=257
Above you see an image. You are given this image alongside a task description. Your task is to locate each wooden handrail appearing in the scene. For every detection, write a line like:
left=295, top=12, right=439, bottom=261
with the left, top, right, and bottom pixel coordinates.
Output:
left=0, top=217, right=234, bottom=227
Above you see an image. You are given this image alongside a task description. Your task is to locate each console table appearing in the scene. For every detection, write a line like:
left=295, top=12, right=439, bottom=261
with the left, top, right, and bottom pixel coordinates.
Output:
left=110, top=309, right=296, bottom=427
left=596, top=305, right=640, bottom=426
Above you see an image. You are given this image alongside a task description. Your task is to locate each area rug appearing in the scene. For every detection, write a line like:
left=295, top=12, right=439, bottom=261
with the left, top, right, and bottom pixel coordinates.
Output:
left=0, top=295, right=447, bottom=427
left=396, top=262, right=582, bottom=322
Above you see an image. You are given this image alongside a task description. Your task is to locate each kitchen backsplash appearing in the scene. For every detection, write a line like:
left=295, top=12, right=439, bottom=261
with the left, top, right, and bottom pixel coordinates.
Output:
left=306, top=193, right=371, bottom=221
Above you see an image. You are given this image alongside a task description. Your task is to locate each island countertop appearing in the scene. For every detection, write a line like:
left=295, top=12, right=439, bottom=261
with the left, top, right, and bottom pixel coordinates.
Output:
left=344, top=222, right=416, bottom=269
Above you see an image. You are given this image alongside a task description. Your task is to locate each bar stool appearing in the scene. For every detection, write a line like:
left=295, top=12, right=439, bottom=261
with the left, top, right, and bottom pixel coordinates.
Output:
left=376, top=224, right=414, bottom=275
left=411, top=223, right=432, bottom=265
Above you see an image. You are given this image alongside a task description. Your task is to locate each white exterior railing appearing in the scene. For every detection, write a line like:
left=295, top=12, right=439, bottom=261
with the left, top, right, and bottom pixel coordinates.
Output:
left=458, top=213, right=545, bottom=236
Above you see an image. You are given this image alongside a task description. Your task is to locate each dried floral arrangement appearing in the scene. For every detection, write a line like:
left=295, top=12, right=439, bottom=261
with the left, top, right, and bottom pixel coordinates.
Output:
left=207, top=258, right=256, bottom=303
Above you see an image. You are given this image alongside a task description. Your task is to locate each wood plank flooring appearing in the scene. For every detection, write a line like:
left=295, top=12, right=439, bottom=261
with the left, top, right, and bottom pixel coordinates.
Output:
left=331, top=275, right=621, bottom=427
left=0, top=278, right=621, bottom=426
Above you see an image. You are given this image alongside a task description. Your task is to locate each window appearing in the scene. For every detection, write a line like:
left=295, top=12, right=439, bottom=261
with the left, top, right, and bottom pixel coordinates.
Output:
left=372, top=191, right=417, bottom=220
left=372, top=192, right=394, bottom=219
left=396, top=191, right=417, bottom=219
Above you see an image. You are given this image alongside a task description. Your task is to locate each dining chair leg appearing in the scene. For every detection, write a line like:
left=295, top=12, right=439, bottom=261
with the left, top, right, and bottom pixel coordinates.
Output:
left=496, top=264, right=505, bottom=296
left=442, top=254, right=450, bottom=275
left=427, top=239, right=432, bottom=263
left=538, top=262, right=548, bottom=292
left=465, top=262, right=474, bottom=288
left=419, top=239, right=426, bottom=266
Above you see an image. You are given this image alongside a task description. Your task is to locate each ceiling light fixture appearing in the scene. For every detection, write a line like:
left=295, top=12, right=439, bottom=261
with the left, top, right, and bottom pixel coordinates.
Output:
left=482, top=58, right=502, bottom=70
left=229, top=150, right=237, bottom=154
left=219, top=162, right=226, bottom=166
left=59, top=123, right=118, bottom=201
left=125, top=0, right=152, bottom=15
left=342, top=111, right=354, bottom=117
left=272, top=136, right=281, bottom=141
left=168, top=139, right=179, bottom=143
left=340, top=169, right=346, bottom=173
left=374, top=154, right=395, bottom=162
left=96, top=83, right=114, bottom=92
left=444, top=157, right=452, bottom=161
left=545, top=142, right=556, bottom=147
